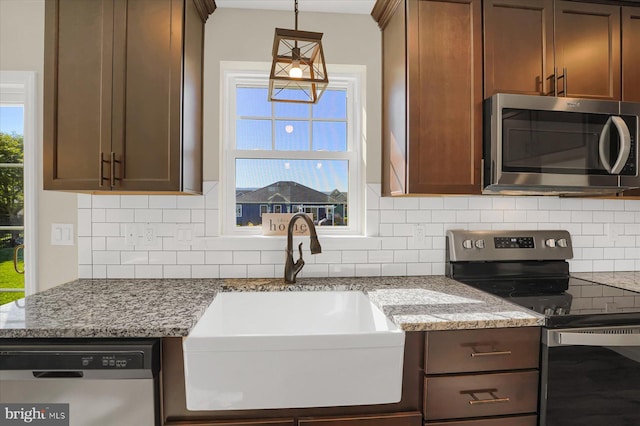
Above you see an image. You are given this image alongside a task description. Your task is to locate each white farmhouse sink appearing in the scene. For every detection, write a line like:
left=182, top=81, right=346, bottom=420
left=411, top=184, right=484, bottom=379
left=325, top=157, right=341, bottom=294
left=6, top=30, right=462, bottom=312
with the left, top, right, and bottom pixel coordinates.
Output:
left=183, top=291, right=405, bottom=411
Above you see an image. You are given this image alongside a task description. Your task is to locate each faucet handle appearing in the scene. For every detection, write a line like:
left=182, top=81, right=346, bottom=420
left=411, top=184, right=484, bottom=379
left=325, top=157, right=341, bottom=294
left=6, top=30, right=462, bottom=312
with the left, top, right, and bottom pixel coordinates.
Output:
left=297, top=242, right=304, bottom=261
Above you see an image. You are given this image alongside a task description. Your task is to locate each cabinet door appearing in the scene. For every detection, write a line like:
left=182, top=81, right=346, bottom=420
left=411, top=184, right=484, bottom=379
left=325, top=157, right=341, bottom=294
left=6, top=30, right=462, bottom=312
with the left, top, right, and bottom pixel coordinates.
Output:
left=483, top=0, right=554, bottom=97
left=407, top=0, right=482, bottom=194
left=44, top=0, right=114, bottom=190
left=623, top=7, right=640, bottom=102
left=165, top=421, right=294, bottom=426
left=111, top=0, right=185, bottom=191
left=554, top=1, right=621, bottom=100
left=298, top=412, right=422, bottom=426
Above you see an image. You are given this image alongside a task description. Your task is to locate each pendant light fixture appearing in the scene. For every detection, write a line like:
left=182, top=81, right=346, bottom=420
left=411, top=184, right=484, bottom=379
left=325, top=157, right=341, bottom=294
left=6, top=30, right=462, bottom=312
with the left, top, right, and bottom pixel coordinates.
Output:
left=268, top=0, right=328, bottom=104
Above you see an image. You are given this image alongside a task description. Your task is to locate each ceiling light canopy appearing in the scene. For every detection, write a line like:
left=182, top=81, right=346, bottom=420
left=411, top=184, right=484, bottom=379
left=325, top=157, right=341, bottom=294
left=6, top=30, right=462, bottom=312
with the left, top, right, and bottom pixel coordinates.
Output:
left=268, top=0, right=328, bottom=104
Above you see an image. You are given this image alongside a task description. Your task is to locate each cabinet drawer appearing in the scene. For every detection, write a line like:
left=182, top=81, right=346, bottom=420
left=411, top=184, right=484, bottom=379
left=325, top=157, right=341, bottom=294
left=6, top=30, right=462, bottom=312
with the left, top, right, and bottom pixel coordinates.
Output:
left=299, top=412, right=422, bottom=426
left=427, top=415, right=537, bottom=426
left=424, top=371, right=538, bottom=421
left=426, top=328, right=540, bottom=374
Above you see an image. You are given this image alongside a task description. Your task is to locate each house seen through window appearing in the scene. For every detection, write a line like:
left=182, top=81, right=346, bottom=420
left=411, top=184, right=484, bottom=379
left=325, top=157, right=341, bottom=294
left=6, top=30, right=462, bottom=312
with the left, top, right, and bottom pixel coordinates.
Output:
left=223, top=66, right=363, bottom=235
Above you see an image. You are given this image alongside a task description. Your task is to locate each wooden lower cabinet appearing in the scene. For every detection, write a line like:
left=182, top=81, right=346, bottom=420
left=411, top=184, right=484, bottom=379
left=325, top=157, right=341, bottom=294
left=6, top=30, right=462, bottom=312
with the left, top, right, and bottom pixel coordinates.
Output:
left=298, top=412, right=422, bottom=426
left=165, top=421, right=294, bottom=426
left=424, top=371, right=538, bottom=421
left=427, top=416, right=537, bottom=426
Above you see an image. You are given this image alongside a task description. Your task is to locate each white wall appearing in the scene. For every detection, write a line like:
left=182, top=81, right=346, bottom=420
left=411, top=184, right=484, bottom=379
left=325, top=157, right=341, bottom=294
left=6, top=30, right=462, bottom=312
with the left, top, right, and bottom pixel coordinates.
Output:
left=0, top=0, right=78, bottom=291
left=203, top=8, right=382, bottom=183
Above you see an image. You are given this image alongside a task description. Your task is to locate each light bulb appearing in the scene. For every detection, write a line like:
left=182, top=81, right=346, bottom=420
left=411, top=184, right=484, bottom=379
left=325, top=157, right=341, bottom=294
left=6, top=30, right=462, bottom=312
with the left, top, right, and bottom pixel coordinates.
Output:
left=289, top=64, right=303, bottom=79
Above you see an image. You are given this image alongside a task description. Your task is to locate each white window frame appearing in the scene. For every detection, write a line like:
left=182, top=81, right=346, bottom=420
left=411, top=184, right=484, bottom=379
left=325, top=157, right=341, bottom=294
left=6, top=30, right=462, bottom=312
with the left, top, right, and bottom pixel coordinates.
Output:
left=220, top=62, right=365, bottom=236
left=0, top=71, right=38, bottom=296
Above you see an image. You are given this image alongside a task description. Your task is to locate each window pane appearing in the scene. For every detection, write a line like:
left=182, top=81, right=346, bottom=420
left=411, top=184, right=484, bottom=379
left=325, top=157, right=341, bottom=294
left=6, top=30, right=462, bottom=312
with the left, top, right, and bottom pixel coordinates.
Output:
left=313, top=122, right=347, bottom=151
left=274, top=91, right=311, bottom=118
left=0, top=106, right=24, bottom=136
left=313, top=90, right=346, bottom=119
left=0, top=169, right=23, bottom=227
left=275, top=120, right=309, bottom=151
left=236, top=119, right=272, bottom=150
left=237, top=88, right=271, bottom=117
left=235, top=159, right=348, bottom=227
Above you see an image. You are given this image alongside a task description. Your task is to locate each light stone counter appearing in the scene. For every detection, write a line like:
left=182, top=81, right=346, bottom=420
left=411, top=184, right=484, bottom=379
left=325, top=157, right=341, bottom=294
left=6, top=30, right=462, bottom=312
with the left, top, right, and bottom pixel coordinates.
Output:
left=0, top=276, right=543, bottom=338
left=572, top=271, right=640, bottom=293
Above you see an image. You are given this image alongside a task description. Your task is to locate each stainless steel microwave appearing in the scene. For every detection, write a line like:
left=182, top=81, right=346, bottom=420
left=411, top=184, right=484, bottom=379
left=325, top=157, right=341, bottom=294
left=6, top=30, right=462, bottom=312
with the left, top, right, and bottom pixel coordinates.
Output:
left=483, top=93, right=640, bottom=195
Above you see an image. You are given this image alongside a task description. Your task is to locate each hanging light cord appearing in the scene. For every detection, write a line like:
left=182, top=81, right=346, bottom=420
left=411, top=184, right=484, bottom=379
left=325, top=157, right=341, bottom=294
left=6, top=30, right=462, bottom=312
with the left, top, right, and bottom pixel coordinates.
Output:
left=294, top=0, right=298, bottom=30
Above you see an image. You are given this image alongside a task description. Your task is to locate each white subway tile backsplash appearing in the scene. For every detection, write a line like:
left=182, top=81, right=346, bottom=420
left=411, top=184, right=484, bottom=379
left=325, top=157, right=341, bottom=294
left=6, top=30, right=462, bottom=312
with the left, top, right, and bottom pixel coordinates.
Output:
left=78, top=181, right=640, bottom=279
left=135, top=209, right=163, bottom=223
left=178, top=251, right=205, bottom=265
left=121, top=251, right=148, bottom=265
left=92, top=209, right=106, bottom=223
left=107, top=265, right=134, bottom=278
left=135, top=265, right=163, bottom=278
left=163, top=265, right=192, bottom=278
left=380, top=210, right=405, bottom=223
left=149, top=196, right=177, bottom=209
left=382, top=263, right=406, bottom=276
left=149, top=251, right=177, bottom=265
left=220, top=265, right=247, bottom=278
left=93, top=195, right=120, bottom=209
left=192, top=265, right=220, bottom=278
left=163, top=209, right=191, bottom=223
left=106, top=209, right=133, bottom=223
left=121, top=195, right=149, bottom=209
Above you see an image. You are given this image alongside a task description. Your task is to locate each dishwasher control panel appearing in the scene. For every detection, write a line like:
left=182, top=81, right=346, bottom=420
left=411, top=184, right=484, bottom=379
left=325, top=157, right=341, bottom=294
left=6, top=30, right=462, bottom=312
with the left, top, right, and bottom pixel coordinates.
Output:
left=0, top=351, right=145, bottom=370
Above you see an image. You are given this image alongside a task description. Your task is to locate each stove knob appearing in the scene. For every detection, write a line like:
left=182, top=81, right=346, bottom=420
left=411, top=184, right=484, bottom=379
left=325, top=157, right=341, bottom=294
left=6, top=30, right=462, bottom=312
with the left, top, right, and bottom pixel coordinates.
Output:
left=462, top=239, right=474, bottom=249
left=557, top=238, right=568, bottom=248
left=545, top=238, right=557, bottom=248
left=556, top=307, right=566, bottom=315
left=544, top=307, right=554, bottom=316
left=475, top=239, right=485, bottom=249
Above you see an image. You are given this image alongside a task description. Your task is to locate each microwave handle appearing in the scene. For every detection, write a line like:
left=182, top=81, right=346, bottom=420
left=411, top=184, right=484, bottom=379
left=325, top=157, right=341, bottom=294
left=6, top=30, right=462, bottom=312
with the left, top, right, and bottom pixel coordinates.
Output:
left=610, top=116, right=631, bottom=175
left=599, top=116, right=632, bottom=174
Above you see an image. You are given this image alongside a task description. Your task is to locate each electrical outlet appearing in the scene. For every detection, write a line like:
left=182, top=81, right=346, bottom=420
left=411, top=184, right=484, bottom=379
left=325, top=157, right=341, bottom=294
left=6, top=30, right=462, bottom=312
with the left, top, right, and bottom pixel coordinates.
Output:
left=142, top=224, right=157, bottom=246
left=414, top=224, right=427, bottom=249
left=125, top=224, right=138, bottom=246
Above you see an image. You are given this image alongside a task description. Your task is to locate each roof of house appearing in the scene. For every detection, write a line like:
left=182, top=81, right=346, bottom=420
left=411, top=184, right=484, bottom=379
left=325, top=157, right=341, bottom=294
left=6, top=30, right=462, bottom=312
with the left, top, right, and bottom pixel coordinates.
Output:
left=236, top=181, right=346, bottom=204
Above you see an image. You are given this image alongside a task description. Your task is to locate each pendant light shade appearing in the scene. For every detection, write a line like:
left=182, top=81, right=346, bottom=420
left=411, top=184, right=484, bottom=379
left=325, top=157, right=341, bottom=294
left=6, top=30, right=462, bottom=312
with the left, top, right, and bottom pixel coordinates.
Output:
left=268, top=1, right=328, bottom=103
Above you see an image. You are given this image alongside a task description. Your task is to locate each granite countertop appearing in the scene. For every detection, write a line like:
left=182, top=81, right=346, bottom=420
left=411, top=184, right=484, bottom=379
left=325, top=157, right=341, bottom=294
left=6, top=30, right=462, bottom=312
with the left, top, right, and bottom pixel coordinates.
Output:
left=0, top=276, right=543, bottom=338
left=572, top=271, right=640, bottom=293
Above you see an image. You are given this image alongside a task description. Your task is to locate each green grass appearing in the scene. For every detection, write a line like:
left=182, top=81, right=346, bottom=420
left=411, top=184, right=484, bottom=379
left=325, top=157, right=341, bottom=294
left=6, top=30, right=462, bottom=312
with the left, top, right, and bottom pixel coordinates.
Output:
left=0, top=247, right=24, bottom=305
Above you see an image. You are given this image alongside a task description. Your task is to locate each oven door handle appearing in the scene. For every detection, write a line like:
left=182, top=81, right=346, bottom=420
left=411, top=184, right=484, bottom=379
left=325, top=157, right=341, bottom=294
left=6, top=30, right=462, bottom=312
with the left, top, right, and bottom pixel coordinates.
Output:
left=556, top=330, right=640, bottom=347
left=599, top=116, right=631, bottom=175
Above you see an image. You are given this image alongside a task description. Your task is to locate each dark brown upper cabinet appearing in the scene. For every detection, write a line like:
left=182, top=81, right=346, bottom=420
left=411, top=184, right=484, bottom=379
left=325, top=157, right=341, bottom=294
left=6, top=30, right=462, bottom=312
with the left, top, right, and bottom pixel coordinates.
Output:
left=375, top=0, right=483, bottom=196
left=485, top=0, right=621, bottom=100
left=623, top=7, right=640, bottom=102
left=44, top=0, right=214, bottom=193
left=484, top=0, right=554, bottom=97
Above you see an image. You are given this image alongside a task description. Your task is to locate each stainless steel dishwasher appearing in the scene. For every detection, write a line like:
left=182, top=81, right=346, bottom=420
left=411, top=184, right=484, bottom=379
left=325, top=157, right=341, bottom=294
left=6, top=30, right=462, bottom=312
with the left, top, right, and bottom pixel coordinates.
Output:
left=0, top=339, right=159, bottom=426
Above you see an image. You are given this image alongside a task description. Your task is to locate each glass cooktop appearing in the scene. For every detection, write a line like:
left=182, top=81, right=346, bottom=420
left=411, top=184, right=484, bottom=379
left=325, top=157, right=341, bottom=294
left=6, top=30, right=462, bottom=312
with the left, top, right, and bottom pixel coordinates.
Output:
left=459, top=277, right=640, bottom=328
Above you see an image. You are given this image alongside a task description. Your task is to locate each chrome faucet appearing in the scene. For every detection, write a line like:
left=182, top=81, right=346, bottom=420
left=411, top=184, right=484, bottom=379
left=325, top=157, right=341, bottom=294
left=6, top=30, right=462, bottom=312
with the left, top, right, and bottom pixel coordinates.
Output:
left=284, top=212, right=322, bottom=283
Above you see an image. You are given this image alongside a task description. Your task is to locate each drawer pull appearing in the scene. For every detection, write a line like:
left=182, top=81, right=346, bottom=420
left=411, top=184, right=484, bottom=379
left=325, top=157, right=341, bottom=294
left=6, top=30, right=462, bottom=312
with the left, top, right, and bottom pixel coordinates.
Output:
left=471, top=350, right=512, bottom=357
left=463, top=389, right=510, bottom=405
left=469, top=397, right=510, bottom=405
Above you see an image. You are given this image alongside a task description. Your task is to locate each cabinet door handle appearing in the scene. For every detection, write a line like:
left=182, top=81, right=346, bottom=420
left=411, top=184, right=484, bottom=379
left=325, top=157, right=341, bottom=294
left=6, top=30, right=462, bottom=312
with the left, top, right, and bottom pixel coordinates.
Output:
left=470, top=350, right=512, bottom=357
left=110, top=152, right=121, bottom=188
left=99, top=152, right=110, bottom=187
left=557, top=67, right=568, bottom=96
left=545, top=68, right=557, bottom=96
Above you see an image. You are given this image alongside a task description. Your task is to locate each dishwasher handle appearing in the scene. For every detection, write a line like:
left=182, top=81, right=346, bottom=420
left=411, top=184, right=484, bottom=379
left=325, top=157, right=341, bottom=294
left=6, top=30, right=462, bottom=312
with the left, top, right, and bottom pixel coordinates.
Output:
left=33, top=371, right=84, bottom=378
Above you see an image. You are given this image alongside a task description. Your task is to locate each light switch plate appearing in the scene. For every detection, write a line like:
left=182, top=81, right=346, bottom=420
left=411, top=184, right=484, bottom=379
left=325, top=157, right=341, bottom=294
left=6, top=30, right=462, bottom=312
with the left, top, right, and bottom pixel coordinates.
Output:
left=51, top=223, right=74, bottom=246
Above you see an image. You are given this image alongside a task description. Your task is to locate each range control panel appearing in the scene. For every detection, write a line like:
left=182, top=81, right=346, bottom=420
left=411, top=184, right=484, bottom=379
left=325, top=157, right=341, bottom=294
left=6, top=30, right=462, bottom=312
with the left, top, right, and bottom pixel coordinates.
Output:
left=447, top=230, right=573, bottom=262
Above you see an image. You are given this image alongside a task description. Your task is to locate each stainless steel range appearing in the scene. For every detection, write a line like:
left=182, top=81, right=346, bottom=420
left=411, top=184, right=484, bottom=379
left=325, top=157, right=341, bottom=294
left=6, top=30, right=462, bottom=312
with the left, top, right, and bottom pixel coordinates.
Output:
left=446, top=229, right=640, bottom=426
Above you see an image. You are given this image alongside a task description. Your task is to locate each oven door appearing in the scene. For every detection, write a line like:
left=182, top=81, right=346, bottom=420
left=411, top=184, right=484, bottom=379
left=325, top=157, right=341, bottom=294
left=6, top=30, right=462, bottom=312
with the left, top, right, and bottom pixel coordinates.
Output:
left=541, top=327, right=640, bottom=426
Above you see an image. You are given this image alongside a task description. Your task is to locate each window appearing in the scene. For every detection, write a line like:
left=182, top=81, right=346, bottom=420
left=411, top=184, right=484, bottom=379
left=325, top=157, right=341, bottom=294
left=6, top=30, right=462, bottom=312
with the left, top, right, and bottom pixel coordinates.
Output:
left=222, top=63, right=364, bottom=235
